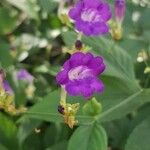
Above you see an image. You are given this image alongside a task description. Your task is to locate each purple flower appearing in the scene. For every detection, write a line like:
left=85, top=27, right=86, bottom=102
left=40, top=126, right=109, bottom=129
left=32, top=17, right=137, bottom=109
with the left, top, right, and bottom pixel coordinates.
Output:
left=17, top=69, right=33, bottom=83
left=2, top=80, right=13, bottom=95
left=56, top=52, right=105, bottom=98
left=69, top=0, right=112, bottom=36
left=115, top=0, right=126, bottom=22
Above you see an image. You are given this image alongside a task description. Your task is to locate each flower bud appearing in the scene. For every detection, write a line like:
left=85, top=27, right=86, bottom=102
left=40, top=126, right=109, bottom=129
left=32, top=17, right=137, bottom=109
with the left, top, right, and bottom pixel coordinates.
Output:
left=75, top=40, right=82, bottom=50
left=82, top=97, right=102, bottom=116
left=115, top=0, right=126, bottom=23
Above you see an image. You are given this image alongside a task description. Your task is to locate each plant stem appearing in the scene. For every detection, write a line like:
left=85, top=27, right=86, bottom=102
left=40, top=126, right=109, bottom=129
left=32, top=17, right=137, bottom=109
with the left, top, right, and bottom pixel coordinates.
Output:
left=60, top=86, right=67, bottom=105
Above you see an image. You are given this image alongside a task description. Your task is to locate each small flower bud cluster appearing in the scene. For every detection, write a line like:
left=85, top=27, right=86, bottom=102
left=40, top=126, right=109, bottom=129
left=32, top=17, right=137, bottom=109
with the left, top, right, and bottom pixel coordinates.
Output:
left=0, top=69, right=27, bottom=115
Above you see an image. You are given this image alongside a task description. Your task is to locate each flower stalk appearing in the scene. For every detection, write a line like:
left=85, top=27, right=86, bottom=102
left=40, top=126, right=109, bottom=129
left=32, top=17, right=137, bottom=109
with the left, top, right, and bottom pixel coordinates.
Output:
left=59, top=86, right=79, bottom=128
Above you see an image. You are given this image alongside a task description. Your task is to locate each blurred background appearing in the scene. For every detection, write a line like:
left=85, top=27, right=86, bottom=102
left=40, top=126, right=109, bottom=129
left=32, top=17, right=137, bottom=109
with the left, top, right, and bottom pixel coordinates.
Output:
left=0, top=0, right=150, bottom=150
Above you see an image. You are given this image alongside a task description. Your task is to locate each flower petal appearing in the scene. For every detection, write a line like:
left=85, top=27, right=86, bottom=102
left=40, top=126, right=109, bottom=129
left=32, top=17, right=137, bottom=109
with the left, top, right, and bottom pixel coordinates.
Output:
left=98, top=3, right=112, bottom=21
left=91, top=22, right=109, bottom=35
left=69, top=52, right=85, bottom=67
left=83, top=0, right=102, bottom=8
left=75, top=20, right=92, bottom=36
left=69, top=1, right=83, bottom=19
left=65, top=80, right=81, bottom=96
left=56, top=70, right=68, bottom=85
left=90, top=78, right=104, bottom=92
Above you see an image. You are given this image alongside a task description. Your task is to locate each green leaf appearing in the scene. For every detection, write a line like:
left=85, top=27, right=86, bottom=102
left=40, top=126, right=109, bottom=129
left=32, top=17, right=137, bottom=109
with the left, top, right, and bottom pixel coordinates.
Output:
left=0, top=113, right=18, bottom=150
left=0, top=144, right=8, bottom=150
left=49, top=140, right=68, bottom=150
left=0, top=7, right=18, bottom=35
left=25, top=90, right=62, bottom=123
left=0, top=42, right=13, bottom=68
left=96, top=75, right=150, bottom=122
left=138, top=8, right=150, bottom=29
left=38, top=0, right=57, bottom=13
left=25, top=90, right=94, bottom=125
left=6, top=0, right=38, bottom=19
left=125, top=116, right=150, bottom=150
left=24, top=81, right=150, bottom=125
left=83, top=36, right=137, bottom=83
left=17, top=118, right=41, bottom=146
left=104, top=117, right=131, bottom=149
left=68, top=123, right=107, bottom=150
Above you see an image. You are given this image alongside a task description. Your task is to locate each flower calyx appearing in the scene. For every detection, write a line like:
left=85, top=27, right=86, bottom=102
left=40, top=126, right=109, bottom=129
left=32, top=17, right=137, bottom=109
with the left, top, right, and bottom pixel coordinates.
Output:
left=58, top=102, right=80, bottom=129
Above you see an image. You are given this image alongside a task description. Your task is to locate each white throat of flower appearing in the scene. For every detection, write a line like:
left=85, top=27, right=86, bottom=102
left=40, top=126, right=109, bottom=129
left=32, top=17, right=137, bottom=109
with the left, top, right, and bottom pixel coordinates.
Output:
left=81, top=9, right=101, bottom=22
left=68, top=66, right=92, bottom=80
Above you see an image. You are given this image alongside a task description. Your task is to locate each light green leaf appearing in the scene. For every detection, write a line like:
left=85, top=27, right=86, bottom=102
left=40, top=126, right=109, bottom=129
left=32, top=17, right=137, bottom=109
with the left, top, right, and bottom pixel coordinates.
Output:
left=68, top=123, right=107, bottom=150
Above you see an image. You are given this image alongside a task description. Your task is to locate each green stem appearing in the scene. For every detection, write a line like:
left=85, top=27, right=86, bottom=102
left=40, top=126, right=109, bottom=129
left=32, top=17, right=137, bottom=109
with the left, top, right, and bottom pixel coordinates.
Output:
left=60, top=86, right=67, bottom=105
left=77, top=32, right=82, bottom=41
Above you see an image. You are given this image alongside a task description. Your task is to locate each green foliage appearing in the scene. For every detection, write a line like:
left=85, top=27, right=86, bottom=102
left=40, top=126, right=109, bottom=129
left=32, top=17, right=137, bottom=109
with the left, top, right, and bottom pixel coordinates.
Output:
left=125, top=116, right=150, bottom=150
left=0, top=42, right=13, bottom=68
left=68, top=123, right=107, bottom=150
left=0, top=7, right=19, bottom=35
left=0, top=113, right=18, bottom=150
left=0, top=0, right=150, bottom=150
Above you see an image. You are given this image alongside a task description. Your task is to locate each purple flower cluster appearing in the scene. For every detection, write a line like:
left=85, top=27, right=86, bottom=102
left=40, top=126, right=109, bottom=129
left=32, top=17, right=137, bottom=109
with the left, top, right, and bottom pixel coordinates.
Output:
left=115, top=0, right=126, bottom=22
left=69, top=0, right=112, bottom=36
left=56, top=52, right=105, bottom=98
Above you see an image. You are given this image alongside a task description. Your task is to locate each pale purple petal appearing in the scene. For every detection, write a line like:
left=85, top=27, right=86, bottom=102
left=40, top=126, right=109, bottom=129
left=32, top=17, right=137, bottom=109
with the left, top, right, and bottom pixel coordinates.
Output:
left=115, top=0, right=126, bottom=22
left=17, top=69, right=33, bottom=82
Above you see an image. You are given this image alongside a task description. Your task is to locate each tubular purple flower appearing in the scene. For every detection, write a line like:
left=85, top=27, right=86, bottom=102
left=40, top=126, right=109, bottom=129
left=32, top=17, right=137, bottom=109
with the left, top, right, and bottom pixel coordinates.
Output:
left=56, top=52, right=106, bottom=98
left=69, top=0, right=112, bottom=36
left=17, top=69, right=33, bottom=83
left=115, top=0, right=126, bottom=23
left=3, top=80, right=13, bottom=95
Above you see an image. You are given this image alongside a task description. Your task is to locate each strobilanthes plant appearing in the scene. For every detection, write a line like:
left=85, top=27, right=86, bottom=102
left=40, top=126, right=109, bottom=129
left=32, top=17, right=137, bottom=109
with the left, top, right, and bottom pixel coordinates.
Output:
left=56, top=0, right=110, bottom=128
